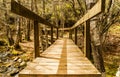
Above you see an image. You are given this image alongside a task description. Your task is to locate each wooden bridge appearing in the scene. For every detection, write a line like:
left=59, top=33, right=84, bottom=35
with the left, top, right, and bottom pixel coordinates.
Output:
left=11, top=0, right=105, bottom=77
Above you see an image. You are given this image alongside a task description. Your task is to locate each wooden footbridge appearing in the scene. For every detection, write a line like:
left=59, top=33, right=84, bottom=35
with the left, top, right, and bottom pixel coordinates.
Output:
left=11, top=0, right=105, bottom=77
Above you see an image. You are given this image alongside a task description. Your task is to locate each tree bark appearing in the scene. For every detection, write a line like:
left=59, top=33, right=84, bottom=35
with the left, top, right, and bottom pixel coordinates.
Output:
left=3, top=0, right=14, bottom=46
left=14, top=17, right=21, bottom=49
left=25, top=19, right=31, bottom=41
left=90, top=17, right=105, bottom=73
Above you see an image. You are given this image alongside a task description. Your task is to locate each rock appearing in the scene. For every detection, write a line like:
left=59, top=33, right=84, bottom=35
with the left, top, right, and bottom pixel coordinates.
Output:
left=20, top=61, right=26, bottom=67
left=116, top=65, right=120, bottom=77
left=17, top=59, right=22, bottom=63
left=13, top=62, right=20, bottom=68
left=0, top=66, right=7, bottom=73
left=1, top=57, right=7, bottom=62
left=14, top=57, right=19, bottom=62
left=6, top=62, right=12, bottom=67
left=10, top=68, right=19, bottom=76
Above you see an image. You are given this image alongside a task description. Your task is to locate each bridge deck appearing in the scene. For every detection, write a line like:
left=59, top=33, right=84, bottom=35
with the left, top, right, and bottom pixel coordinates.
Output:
left=19, top=38, right=101, bottom=77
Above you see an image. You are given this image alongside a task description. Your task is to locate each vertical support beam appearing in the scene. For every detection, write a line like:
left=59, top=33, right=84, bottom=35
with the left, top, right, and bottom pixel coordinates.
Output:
left=57, top=28, right=59, bottom=39
left=75, top=28, right=77, bottom=45
left=69, top=29, right=72, bottom=39
left=34, top=21, right=39, bottom=58
left=84, top=20, right=91, bottom=59
left=51, top=26, right=53, bottom=44
left=45, top=28, right=48, bottom=49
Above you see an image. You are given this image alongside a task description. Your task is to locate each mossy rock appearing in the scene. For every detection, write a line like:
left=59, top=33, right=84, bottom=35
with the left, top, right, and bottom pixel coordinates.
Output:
left=11, top=50, right=20, bottom=56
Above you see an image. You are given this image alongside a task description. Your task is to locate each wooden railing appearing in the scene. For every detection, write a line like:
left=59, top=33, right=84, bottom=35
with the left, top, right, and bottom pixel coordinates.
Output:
left=11, top=0, right=105, bottom=59
left=11, top=0, right=58, bottom=58
left=69, top=0, right=105, bottom=59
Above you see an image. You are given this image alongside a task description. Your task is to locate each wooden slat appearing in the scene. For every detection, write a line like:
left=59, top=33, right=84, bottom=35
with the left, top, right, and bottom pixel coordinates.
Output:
left=71, top=0, right=103, bottom=29
left=19, top=39, right=101, bottom=77
left=11, top=0, right=58, bottom=28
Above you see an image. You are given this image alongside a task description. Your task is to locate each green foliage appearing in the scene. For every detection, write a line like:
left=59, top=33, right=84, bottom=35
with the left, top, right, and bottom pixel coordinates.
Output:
left=108, top=23, right=120, bottom=35
left=105, top=62, right=118, bottom=76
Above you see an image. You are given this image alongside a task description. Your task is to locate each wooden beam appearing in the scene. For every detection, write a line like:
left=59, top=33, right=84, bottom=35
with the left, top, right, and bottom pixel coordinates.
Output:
left=34, top=21, right=39, bottom=58
left=11, top=0, right=58, bottom=28
left=84, top=20, right=91, bottom=59
left=71, top=0, right=103, bottom=29
left=57, top=28, right=59, bottom=39
left=51, top=27, right=53, bottom=44
left=59, top=28, right=71, bottom=31
left=75, top=28, right=77, bottom=45
left=69, top=30, right=72, bottom=39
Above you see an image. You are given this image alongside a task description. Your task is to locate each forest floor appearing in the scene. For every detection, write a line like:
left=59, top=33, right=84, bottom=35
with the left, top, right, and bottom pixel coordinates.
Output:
left=103, top=23, right=120, bottom=77
left=104, top=49, right=120, bottom=77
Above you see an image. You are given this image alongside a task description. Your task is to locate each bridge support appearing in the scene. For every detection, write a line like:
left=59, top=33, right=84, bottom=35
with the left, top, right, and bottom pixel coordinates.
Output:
left=34, top=21, right=40, bottom=58
left=51, top=27, right=53, bottom=44
left=69, top=29, right=72, bottom=39
left=57, top=28, right=59, bottom=39
left=84, top=20, right=91, bottom=59
left=75, top=28, right=77, bottom=45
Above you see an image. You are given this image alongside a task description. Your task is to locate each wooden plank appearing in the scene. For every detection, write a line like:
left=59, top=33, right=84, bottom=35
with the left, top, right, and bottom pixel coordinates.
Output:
left=71, top=0, right=102, bottom=29
left=34, top=21, right=39, bottom=58
left=19, top=39, right=101, bottom=77
left=11, top=0, right=58, bottom=28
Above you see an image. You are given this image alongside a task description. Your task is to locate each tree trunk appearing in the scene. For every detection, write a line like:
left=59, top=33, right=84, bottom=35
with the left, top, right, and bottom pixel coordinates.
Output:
left=6, top=25, right=14, bottom=46
left=25, top=19, right=31, bottom=41
left=14, top=17, right=21, bottom=49
left=92, top=44, right=105, bottom=73
left=3, top=0, right=14, bottom=46
left=90, top=17, right=105, bottom=74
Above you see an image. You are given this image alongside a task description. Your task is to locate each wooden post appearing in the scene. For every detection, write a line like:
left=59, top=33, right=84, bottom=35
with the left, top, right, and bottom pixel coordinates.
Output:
left=69, top=29, right=72, bottom=39
left=75, top=28, right=77, bottom=45
left=34, top=21, right=39, bottom=58
left=51, top=27, right=53, bottom=44
left=57, top=28, right=59, bottom=39
left=84, top=20, right=91, bottom=59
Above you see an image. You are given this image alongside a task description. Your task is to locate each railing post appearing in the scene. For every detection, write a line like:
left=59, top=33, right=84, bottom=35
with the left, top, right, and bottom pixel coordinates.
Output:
left=84, top=20, right=91, bottom=59
left=57, top=28, right=59, bottom=39
left=69, top=29, right=72, bottom=39
left=75, top=28, right=77, bottom=45
left=34, top=20, right=39, bottom=58
left=51, top=26, right=53, bottom=44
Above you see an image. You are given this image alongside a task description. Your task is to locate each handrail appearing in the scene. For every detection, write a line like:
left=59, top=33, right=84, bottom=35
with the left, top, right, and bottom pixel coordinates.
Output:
left=11, top=0, right=58, bottom=28
left=70, top=0, right=104, bottom=29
